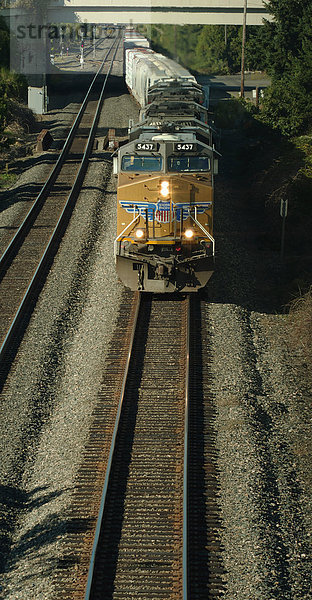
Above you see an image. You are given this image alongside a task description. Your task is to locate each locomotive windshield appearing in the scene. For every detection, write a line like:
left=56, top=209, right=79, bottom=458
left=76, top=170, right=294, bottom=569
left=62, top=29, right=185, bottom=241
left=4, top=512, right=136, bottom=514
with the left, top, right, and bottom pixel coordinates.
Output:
left=121, top=155, right=163, bottom=171
left=168, top=155, right=210, bottom=172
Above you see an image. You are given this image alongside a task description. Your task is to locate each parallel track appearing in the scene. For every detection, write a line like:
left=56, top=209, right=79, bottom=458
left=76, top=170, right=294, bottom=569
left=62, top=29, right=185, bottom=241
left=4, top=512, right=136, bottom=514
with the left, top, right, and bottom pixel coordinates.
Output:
left=0, top=32, right=121, bottom=385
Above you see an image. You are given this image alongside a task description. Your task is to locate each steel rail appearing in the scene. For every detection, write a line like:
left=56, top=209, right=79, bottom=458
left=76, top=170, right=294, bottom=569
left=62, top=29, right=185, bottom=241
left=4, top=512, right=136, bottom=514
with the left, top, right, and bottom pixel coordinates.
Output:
left=183, top=294, right=191, bottom=600
left=80, top=35, right=108, bottom=60
left=0, top=34, right=121, bottom=369
left=0, top=38, right=116, bottom=278
left=84, top=291, right=141, bottom=600
left=63, top=32, right=121, bottom=202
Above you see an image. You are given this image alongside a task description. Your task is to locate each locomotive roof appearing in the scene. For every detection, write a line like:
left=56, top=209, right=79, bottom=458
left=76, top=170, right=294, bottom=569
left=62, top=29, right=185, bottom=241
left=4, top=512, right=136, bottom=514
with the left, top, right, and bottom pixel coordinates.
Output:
left=143, top=100, right=205, bottom=117
left=128, top=120, right=213, bottom=146
left=148, top=80, right=204, bottom=103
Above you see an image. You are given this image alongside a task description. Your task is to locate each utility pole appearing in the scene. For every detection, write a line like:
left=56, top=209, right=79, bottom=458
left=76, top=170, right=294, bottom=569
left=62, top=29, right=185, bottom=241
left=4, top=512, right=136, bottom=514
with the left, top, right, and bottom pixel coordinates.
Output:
left=280, top=198, right=288, bottom=262
left=80, top=28, right=84, bottom=69
left=240, top=0, right=247, bottom=97
left=174, top=24, right=177, bottom=62
left=93, top=25, right=96, bottom=59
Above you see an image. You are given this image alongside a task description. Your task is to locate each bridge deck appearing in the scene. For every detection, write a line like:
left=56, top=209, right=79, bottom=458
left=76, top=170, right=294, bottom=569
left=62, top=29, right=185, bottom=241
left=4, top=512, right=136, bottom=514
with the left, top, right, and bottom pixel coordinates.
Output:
left=4, top=1, right=271, bottom=25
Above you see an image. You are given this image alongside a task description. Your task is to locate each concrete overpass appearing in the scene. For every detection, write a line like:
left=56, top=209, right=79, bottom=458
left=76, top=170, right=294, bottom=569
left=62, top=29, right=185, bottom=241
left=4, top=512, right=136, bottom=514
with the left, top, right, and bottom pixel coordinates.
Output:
left=6, top=1, right=271, bottom=26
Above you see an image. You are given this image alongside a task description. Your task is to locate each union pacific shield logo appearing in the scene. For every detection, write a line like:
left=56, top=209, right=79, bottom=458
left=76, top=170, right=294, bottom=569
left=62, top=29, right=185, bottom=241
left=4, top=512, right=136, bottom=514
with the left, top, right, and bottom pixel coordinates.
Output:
left=155, top=201, right=171, bottom=223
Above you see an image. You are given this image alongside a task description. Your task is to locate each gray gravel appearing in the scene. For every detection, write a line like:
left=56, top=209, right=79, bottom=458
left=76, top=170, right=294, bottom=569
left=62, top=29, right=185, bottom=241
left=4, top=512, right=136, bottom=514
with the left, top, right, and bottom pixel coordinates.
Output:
left=0, top=83, right=311, bottom=600
left=200, top=169, right=312, bottom=599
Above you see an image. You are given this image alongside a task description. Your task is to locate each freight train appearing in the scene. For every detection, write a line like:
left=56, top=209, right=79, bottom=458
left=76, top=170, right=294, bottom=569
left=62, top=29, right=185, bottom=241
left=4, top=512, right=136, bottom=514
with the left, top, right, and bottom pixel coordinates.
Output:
left=114, top=30, right=219, bottom=293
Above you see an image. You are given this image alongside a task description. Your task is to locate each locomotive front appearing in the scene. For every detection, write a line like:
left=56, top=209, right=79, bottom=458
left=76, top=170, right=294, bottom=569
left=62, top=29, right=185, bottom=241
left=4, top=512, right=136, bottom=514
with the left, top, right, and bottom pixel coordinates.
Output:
left=114, top=132, right=217, bottom=293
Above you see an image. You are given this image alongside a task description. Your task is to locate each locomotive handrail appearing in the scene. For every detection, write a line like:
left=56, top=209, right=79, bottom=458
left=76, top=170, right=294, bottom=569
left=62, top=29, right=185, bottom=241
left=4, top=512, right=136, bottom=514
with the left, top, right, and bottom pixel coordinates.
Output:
left=115, top=205, right=215, bottom=253
left=114, top=207, right=141, bottom=243
left=191, top=207, right=215, bottom=255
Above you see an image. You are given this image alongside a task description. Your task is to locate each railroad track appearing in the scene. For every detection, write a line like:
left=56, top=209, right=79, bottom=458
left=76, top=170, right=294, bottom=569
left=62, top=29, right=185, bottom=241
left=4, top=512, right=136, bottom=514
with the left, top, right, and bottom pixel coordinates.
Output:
left=78, top=291, right=190, bottom=599
left=53, top=290, right=226, bottom=599
left=0, top=32, right=121, bottom=386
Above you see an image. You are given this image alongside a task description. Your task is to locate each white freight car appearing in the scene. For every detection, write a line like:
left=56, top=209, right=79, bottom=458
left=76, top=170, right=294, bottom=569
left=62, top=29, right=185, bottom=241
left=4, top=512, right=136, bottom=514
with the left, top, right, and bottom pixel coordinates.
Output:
left=125, top=48, right=153, bottom=90
left=126, top=49, right=196, bottom=107
left=124, top=30, right=150, bottom=51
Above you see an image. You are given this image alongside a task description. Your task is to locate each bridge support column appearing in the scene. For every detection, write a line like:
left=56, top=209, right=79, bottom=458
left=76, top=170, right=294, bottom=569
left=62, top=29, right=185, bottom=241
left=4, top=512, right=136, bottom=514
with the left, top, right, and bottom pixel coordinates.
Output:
left=9, top=8, right=50, bottom=113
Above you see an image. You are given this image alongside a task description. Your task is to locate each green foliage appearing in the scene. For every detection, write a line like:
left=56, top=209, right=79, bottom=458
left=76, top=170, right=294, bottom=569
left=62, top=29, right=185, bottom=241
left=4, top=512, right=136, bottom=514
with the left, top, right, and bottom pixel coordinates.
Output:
left=0, top=68, right=27, bottom=100
left=0, top=92, right=7, bottom=128
left=140, top=25, right=203, bottom=71
left=261, top=73, right=312, bottom=137
left=263, top=0, right=312, bottom=77
left=141, top=7, right=312, bottom=137
left=0, top=171, right=18, bottom=189
left=0, top=14, right=27, bottom=131
left=175, top=25, right=203, bottom=69
left=10, top=0, right=48, bottom=14
left=140, top=24, right=267, bottom=75
left=245, top=26, right=270, bottom=71
left=260, top=0, right=312, bottom=136
left=195, top=26, right=229, bottom=74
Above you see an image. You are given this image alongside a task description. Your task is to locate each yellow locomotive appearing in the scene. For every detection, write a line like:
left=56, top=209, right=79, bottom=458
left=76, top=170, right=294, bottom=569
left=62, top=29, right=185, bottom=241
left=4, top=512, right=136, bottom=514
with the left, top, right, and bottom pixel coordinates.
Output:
left=114, top=128, right=218, bottom=292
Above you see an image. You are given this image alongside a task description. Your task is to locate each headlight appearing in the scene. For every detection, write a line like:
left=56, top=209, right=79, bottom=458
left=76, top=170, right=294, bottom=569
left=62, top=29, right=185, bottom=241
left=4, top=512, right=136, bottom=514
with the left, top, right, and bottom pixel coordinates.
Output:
left=160, top=180, right=170, bottom=197
left=184, top=228, right=194, bottom=239
left=135, top=228, right=145, bottom=239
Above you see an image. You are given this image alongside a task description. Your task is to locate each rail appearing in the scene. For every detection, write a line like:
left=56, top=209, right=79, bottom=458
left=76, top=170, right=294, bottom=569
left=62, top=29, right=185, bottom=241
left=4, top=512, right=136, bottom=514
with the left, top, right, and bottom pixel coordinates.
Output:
left=183, top=295, right=191, bottom=599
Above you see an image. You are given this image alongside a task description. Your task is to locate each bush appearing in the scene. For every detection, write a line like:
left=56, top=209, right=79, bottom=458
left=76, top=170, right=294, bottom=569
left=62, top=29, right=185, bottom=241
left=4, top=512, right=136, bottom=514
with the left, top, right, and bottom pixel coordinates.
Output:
left=0, top=94, right=7, bottom=129
left=0, top=23, right=10, bottom=69
left=5, top=98, right=36, bottom=132
left=0, top=68, right=27, bottom=101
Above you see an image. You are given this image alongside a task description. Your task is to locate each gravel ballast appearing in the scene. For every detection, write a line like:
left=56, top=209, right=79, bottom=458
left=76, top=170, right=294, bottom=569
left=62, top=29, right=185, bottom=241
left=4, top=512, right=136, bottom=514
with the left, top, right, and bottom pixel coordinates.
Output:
left=200, top=165, right=312, bottom=599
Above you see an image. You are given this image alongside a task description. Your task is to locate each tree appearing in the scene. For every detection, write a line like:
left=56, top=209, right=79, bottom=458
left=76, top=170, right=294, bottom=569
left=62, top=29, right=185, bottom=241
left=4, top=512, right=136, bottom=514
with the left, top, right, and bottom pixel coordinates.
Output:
left=195, top=26, right=228, bottom=73
left=261, top=0, right=312, bottom=134
left=195, top=25, right=246, bottom=74
left=263, top=0, right=312, bottom=77
left=245, top=26, right=270, bottom=71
